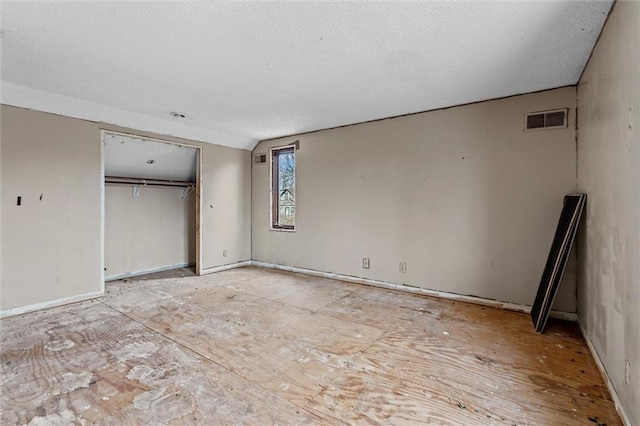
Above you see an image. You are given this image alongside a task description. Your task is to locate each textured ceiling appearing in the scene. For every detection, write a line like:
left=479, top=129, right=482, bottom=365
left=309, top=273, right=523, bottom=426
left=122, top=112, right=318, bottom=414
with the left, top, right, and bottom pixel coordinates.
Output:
left=1, top=1, right=612, bottom=150
left=104, top=133, right=197, bottom=182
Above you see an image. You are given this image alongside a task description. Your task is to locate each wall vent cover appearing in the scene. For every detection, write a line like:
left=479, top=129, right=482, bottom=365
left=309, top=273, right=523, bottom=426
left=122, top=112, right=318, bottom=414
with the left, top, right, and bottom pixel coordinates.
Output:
left=254, top=153, right=267, bottom=164
left=525, top=108, right=568, bottom=131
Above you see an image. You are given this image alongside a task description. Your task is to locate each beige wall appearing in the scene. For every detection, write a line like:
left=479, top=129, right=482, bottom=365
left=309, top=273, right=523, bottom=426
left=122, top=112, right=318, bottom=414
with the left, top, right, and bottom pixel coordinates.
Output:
left=0, top=109, right=4, bottom=300
left=0, top=105, right=251, bottom=314
left=576, top=1, right=640, bottom=424
left=198, top=140, right=251, bottom=269
left=1, top=106, right=102, bottom=311
left=104, top=185, right=196, bottom=279
left=253, top=87, right=578, bottom=311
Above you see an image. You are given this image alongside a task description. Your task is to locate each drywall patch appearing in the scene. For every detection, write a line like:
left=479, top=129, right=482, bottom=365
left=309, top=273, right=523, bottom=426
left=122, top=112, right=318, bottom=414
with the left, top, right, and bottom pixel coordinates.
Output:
left=576, top=1, right=640, bottom=423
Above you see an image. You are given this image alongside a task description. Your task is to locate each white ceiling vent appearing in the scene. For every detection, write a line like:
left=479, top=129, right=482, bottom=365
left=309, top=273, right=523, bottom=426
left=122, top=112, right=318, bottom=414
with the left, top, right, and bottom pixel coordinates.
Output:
left=254, top=153, right=267, bottom=165
left=525, top=109, right=568, bottom=131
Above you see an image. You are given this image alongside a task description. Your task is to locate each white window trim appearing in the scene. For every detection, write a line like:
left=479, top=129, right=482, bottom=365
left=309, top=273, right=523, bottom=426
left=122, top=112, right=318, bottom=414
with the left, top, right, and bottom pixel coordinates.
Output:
left=269, top=144, right=297, bottom=232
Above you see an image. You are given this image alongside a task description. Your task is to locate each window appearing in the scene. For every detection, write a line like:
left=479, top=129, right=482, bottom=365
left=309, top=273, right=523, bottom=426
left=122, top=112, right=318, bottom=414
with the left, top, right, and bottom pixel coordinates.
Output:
left=271, top=145, right=296, bottom=230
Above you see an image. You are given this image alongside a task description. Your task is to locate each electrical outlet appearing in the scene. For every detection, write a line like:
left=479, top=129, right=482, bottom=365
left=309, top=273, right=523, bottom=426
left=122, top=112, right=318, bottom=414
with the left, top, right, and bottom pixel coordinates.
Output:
left=223, top=249, right=228, bottom=257
left=399, top=262, right=407, bottom=273
left=362, top=257, right=370, bottom=269
left=625, top=359, right=631, bottom=385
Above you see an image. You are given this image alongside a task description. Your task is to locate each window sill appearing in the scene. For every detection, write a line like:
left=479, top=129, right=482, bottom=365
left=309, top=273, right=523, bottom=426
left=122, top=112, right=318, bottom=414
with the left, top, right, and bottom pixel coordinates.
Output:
left=270, top=227, right=296, bottom=233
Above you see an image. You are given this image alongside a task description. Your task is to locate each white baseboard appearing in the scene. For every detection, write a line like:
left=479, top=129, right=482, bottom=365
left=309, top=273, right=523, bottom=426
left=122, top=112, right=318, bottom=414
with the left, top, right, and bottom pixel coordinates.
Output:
left=250, top=261, right=577, bottom=321
left=1, top=260, right=577, bottom=324
left=0, top=290, right=104, bottom=319
left=105, top=262, right=193, bottom=281
left=577, top=321, right=631, bottom=426
left=201, top=260, right=252, bottom=275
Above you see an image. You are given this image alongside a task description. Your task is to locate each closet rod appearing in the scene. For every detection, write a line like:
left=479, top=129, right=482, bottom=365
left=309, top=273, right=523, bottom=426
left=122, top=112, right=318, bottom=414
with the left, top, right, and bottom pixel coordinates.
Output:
left=105, top=176, right=195, bottom=188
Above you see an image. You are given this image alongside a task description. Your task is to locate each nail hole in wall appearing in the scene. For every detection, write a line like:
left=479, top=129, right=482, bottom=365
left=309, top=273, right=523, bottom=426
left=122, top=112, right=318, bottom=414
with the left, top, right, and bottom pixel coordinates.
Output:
left=17, top=196, right=22, bottom=206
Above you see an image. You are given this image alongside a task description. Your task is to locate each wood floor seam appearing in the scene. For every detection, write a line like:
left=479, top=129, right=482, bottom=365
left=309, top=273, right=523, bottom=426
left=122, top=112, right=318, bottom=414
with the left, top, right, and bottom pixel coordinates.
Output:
left=97, top=298, right=327, bottom=423
left=98, top=299, right=237, bottom=372
left=306, top=327, right=394, bottom=407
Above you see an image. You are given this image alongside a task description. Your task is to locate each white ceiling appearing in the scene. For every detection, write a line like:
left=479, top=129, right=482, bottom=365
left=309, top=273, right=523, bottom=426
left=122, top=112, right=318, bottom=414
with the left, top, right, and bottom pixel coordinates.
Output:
left=1, top=1, right=612, bottom=151
left=104, top=133, right=197, bottom=182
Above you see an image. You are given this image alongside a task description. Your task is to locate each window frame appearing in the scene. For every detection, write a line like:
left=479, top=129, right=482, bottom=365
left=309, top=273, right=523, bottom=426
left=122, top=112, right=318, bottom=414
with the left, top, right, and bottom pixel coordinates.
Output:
left=270, top=144, right=296, bottom=231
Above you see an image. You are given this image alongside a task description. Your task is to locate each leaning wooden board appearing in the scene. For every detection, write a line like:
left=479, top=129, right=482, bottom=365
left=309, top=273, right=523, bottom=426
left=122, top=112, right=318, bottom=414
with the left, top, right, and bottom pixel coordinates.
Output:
left=532, top=194, right=586, bottom=333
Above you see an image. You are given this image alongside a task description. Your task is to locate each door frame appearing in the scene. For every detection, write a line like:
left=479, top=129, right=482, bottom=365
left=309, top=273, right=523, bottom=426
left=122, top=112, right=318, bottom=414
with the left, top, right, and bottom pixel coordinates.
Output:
left=100, top=129, right=203, bottom=285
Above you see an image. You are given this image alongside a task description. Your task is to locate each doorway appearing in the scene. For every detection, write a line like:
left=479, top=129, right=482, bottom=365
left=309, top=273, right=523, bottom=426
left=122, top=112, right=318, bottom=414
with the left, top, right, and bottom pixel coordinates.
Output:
left=100, top=131, right=202, bottom=281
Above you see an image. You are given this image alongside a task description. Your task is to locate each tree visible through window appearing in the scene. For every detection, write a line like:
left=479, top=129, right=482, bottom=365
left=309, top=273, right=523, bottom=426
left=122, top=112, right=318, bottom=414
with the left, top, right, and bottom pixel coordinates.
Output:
left=271, top=146, right=295, bottom=229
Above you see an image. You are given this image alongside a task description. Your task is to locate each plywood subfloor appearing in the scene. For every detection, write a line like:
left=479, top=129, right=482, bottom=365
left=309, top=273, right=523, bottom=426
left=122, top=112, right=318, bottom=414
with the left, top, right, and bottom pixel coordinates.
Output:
left=1, top=267, right=621, bottom=425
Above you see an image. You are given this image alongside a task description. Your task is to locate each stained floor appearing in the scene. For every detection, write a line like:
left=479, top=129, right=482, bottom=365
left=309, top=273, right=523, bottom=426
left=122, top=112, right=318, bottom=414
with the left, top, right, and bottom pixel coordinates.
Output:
left=1, top=267, right=621, bottom=425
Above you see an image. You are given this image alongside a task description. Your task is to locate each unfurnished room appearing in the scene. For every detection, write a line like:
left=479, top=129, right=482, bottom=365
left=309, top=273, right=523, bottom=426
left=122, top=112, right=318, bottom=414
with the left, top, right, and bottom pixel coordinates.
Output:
left=0, top=1, right=638, bottom=425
